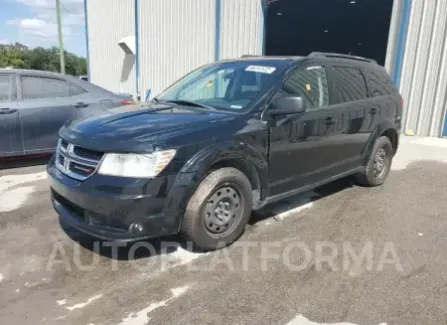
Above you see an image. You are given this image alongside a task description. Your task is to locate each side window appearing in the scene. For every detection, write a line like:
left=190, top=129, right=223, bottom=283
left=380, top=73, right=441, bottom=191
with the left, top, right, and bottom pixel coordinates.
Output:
left=69, top=83, right=87, bottom=96
left=21, top=76, right=69, bottom=100
left=331, top=66, right=368, bottom=103
left=282, top=66, right=329, bottom=110
left=366, top=69, right=397, bottom=97
left=0, top=75, right=11, bottom=102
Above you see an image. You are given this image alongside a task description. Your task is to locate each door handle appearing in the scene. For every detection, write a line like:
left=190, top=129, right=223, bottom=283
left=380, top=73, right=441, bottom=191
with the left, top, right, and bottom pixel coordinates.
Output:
left=369, top=108, right=378, bottom=114
left=0, top=108, right=17, bottom=114
left=324, top=117, right=337, bottom=124
left=75, top=102, right=89, bottom=108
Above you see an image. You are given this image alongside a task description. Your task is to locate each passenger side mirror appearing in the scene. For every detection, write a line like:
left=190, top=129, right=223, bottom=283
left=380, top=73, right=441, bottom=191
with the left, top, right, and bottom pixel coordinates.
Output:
left=269, top=96, right=305, bottom=117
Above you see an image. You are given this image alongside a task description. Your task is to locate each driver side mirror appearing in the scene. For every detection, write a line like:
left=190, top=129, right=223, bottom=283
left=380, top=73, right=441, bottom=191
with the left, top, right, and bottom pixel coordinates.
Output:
left=269, top=96, right=306, bottom=117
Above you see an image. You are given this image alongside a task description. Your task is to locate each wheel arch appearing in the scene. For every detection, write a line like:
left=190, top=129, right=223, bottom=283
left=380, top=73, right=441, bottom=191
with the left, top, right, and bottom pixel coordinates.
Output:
left=181, top=141, right=270, bottom=204
left=163, top=141, right=269, bottom=231
left=363, top=121, right=400, bottom=164
left=380, top=128, right=399, bottom=154
left=209, top=158, right=264, bottom=208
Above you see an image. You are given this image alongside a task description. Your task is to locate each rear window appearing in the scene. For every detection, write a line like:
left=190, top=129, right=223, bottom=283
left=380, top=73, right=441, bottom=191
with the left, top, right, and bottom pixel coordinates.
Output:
left=22, top=76, right=69, bottom=100
left=331, top=66, right=368, bottom=103
left=366, top=69, right=398, bottom=97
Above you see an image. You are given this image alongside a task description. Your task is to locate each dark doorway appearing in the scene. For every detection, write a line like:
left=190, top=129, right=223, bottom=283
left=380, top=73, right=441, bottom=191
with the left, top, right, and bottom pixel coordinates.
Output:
left=265, top=0, right=394, bottom=66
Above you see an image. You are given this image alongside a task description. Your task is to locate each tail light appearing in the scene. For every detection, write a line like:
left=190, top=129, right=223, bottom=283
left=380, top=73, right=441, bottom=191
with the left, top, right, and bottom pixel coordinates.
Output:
left=121, top=98, right=135, bottom=105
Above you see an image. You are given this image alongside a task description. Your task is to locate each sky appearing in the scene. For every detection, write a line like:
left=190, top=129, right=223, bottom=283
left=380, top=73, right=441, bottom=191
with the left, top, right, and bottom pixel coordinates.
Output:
left=0, top=0, right=86, bottom=57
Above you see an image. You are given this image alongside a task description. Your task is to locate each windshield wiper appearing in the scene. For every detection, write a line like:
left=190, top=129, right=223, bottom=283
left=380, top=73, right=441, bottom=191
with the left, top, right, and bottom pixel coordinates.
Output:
left=164, top=99, right=216, bottom=110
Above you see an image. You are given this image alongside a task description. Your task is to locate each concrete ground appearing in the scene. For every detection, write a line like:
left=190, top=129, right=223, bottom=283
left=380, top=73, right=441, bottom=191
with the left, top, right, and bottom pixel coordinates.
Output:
left=1, top=136, right=447, bottom=325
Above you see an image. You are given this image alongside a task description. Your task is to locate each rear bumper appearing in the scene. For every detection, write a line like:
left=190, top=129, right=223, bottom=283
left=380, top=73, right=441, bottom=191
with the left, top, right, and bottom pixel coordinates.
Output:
left=48, top=156, right=179, bottom=242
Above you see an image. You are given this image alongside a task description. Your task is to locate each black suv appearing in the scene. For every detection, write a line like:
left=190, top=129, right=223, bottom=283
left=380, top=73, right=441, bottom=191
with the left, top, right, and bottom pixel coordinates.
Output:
left=48, top=52, right=402, bottom=251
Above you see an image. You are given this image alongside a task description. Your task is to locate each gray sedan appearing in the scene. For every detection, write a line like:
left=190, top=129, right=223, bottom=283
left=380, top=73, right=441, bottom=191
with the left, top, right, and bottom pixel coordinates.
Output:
left=0, top=69, right=133, bottom=158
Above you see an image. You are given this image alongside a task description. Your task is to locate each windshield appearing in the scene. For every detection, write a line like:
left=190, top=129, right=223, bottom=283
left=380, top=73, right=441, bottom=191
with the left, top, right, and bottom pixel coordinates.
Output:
left=157, top=61, right=281, bottom=111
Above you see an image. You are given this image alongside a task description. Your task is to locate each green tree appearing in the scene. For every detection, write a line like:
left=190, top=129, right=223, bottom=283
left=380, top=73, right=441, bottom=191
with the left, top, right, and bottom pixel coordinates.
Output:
left=0, top=44, right=87, bottom=76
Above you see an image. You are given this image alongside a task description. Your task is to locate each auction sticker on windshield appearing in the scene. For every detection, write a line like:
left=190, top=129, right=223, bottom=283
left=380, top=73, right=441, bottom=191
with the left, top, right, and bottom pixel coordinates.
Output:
left=245, top=65, right=276, bottom=74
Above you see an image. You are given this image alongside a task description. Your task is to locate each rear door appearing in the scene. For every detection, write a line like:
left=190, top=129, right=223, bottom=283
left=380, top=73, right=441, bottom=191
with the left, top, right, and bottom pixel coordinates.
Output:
left=364, top=67, right=402, bottom=133
left=326, top=65, right=371, bottom=170
left=69, top=81, right=125, bottom=118
left=0, top=73, right=22, bottom=156
left=18, top=75, right=77, bottom=154
left=66, top=82, right=99, bottom=118
left=268, top=64, right=345, bottom=196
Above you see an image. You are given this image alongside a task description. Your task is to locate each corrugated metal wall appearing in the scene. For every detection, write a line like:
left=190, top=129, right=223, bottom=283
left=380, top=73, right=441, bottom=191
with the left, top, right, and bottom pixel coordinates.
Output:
left=384, top=0, right=402, bottom=74
left=399, top=0, right=447, bottom=137
left=220, top=0, right=263, bottom=59
left=137, top=0, right=216, bottom=99
left=86, top=0, right=136, bottom=96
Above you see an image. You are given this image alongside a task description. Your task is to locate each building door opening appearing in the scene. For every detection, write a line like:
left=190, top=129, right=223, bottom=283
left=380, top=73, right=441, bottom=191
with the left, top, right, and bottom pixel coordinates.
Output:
left=265, top=0, right=395, bottom=66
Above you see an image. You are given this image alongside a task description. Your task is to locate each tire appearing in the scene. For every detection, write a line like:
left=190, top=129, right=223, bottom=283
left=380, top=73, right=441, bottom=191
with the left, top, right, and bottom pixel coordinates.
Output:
left=356, top=136, right=394, bottom=187
left=181, top=167, right=253, bottom=251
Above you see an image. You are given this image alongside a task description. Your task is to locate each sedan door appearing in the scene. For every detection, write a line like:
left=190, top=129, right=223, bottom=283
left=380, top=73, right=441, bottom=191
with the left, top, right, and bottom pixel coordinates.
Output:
left=18, top=75, right=77, bottom=154
left=268, top=65, right=345, bottom=197
left=68, top=81, right=129, bottom=119
left=0, top=73, right=22, bottom=156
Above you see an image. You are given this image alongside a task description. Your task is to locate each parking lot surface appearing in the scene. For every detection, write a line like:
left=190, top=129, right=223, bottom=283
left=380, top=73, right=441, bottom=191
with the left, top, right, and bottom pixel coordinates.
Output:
left=1, top=136, right=447, bottom=325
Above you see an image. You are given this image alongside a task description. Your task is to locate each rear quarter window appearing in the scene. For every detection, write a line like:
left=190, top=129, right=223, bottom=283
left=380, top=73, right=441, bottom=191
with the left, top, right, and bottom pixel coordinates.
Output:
left=69, top=83, right=87, bottom=96
left=366, top=69, right=398, bottom=97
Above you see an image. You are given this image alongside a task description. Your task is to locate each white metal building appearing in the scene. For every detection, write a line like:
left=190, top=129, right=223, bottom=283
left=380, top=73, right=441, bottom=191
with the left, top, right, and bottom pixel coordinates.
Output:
left=84, top=0, right=447, bottom=137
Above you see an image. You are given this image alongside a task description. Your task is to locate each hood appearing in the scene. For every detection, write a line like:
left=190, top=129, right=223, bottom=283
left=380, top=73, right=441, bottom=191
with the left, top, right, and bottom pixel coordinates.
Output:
left=60, top=103, right=236, bottom=152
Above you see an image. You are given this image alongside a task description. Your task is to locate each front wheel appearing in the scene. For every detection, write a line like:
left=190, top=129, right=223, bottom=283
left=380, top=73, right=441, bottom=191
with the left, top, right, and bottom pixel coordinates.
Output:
left=356, top=136, right=394, bottom=187
left=181, top=167, right=253, bottom=251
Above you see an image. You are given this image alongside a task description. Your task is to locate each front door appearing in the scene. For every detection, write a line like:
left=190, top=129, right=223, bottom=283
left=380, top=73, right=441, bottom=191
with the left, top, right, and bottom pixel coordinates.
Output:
left=0, top=73, right=22, bottom=156
left=18, top=75, right=77, bottom=153
left=268, top=65, right=344, bottom=197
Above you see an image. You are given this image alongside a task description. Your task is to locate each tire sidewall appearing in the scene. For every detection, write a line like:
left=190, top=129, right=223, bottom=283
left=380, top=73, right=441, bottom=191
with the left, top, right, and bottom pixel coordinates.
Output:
left=366, top=136, right=394, bottom=186
left=182, top=168, right=252, bottom=251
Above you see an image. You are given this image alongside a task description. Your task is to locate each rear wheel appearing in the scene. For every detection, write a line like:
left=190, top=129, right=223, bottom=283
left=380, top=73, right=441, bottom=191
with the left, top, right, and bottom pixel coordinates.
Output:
left=181, top=167, right=252, bottom=251
left=356, top=136, right=394, bottom=187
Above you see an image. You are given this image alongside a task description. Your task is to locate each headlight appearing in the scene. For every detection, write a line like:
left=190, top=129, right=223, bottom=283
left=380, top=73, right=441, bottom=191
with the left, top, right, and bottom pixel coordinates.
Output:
left=97, top=150, right=176, bottom=178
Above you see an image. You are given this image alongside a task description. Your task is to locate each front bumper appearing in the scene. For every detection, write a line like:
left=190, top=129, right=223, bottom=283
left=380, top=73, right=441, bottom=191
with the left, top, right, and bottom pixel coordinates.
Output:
left=48, top=156, right=179, bottom=242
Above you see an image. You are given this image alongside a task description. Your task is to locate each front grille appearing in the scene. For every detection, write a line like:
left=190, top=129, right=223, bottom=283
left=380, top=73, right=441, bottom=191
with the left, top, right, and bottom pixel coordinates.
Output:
left=52, top=189, right=85, bottom=221
left=55, top=139, right=104, bottom=180
left=60, top=139, right=69, bottom=150
left=52, top=189, right=127, bottom=232
left=73, top=146, right=104, bottom=161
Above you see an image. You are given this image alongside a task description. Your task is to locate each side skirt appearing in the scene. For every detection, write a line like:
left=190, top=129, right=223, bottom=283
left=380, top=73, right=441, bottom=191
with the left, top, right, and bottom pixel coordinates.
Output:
left=257, top=166, right=365, bottom=209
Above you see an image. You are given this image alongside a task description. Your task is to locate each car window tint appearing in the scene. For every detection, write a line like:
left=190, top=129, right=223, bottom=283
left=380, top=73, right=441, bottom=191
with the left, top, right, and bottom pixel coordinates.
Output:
left=282, top=66, right=329, bottom=109
left=0, top=75, right=10, bottom=101
left=366, top=69, right=397, bottom=97
left=69, top=83, right=86, bottom=96
left=331, top=66, right=368, bottom=103
left=22, top=76, right=69, bottom=100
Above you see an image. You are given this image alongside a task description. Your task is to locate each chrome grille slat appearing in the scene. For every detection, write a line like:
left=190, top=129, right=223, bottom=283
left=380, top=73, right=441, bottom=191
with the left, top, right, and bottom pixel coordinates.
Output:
left=58, top=150, right=100, bottom=167
left=55, top=139, right=104, bottom=180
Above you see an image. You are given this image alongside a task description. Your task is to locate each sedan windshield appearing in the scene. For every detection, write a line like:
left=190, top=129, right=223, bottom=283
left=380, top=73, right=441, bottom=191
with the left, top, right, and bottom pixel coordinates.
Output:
left=156, top=61, right=281, bottom=111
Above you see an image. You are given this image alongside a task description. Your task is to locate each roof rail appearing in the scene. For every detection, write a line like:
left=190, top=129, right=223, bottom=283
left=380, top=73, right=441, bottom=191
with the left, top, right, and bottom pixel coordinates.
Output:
left=309, top=52, right=377, bottom=64
left=241, top=54, right=260, bottom=58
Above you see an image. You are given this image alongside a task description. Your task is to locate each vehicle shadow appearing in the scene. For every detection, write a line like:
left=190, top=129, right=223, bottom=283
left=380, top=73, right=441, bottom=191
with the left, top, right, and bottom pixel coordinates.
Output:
left=61, top=176, right=356, bottom=261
